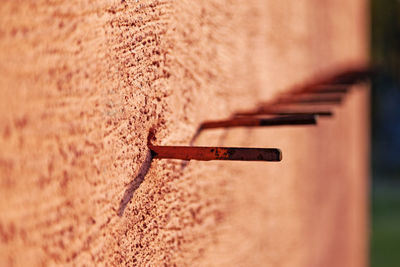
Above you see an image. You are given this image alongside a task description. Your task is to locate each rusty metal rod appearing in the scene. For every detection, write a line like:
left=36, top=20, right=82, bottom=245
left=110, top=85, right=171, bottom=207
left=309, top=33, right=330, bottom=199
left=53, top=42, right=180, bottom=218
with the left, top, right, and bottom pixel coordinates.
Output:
left=307, top=89, right=348, bottom=94
left=200, top=114, right=317, bottom=129
left=292, top=84, right=350, bottom=95
left=330, top=69, right=372, bottom=84
left=149, top=145, right=282, bottom=162
left=236, top=109, right=333, bottom=117
left=307, top=85, right=350, bottom=94
left=275, top=95, right=343, bottom=105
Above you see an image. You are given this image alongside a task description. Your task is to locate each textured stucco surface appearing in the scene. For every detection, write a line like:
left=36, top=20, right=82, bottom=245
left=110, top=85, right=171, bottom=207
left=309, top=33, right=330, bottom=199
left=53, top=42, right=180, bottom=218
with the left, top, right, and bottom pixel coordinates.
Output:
left=0, top=0, right=369, bottom=266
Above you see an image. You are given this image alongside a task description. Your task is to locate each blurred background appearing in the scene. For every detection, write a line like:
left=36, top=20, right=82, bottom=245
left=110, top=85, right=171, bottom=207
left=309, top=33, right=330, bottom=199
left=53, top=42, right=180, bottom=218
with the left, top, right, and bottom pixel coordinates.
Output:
left=370, top=0, right=400, bottom=266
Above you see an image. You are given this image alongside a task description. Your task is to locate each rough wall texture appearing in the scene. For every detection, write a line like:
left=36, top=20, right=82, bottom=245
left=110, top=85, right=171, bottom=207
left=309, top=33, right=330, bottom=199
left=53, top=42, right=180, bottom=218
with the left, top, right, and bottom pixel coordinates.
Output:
left=0, top=0, right=369, bottom=266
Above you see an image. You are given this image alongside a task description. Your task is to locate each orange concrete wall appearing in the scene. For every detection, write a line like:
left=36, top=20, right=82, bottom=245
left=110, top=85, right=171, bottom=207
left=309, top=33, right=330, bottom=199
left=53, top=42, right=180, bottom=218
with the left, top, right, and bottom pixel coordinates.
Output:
left=0, top=0, right=369, bottom=266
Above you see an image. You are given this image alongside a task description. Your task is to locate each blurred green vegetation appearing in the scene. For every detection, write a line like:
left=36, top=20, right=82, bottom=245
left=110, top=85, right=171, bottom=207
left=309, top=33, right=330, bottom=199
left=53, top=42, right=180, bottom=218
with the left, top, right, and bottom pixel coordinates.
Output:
left=370, top=1, right=400, bottom=266
left=371, top=0, right=400, bottom=174
left=371, top=0, right=400, bottom=77
left=371, top=180, right=400, bottom=267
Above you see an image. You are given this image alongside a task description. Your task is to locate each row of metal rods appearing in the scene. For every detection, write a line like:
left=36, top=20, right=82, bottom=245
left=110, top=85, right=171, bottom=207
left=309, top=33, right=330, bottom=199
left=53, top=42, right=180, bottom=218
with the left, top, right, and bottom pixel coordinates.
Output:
left=148, top=69, right=371, bottom=162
